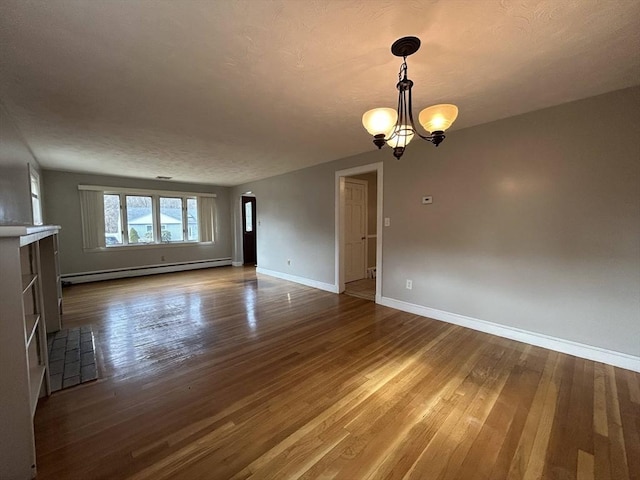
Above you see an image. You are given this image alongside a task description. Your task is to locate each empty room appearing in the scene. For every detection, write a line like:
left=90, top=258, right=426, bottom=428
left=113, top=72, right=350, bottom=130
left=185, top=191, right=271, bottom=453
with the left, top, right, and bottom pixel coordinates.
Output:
left=1, top=1, right=639, bottom=479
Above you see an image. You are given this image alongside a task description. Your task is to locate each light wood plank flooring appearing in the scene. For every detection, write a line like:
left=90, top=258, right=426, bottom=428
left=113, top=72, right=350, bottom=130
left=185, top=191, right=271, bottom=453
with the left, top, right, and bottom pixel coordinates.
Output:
left=34, top=267, right=639, bottom=479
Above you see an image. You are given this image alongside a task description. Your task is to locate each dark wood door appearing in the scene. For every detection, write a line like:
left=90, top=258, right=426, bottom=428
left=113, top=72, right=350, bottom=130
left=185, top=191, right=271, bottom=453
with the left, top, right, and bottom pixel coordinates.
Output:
left=241, top=196, right=257, bottom=265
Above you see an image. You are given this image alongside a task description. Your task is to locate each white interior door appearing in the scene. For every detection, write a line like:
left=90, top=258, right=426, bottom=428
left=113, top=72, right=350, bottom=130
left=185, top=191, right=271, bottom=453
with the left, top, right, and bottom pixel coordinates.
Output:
left=344, top=179, right=367, bottom=283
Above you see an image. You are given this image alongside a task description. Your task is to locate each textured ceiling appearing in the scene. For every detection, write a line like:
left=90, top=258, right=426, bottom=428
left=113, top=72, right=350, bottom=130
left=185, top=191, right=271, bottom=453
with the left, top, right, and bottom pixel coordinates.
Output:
left=1, top=0, right=639, bottom=186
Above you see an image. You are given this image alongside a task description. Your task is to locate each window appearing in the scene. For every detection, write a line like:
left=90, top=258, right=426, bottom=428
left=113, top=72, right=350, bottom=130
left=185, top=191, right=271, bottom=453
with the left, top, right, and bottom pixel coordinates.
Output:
left=29, top=166, right=42, bottom=225
left=186, top=198, right=198, bottom=241
left=78, top=185, right=216, bottom=250
left=126, top=195, right=154, bottom=244
left=159, top=197, right=183, bottom=242
left=244, top=201, right=253, bottom=232
left=103, top=194, right=122, bottom=245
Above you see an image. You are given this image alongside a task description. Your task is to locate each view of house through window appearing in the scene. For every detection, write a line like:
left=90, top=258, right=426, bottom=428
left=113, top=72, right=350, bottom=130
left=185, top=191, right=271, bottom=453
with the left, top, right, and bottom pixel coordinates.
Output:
left=101, top=191, right=204, bottom=247
left=126, top=195, right=154, bottom=244
left=159, top=197, right=183, bottom=242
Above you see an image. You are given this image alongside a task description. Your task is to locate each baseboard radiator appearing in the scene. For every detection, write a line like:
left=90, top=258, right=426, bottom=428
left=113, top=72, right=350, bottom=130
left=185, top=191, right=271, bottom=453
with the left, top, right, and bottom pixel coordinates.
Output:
left=61, top=258, right=232, bottom=284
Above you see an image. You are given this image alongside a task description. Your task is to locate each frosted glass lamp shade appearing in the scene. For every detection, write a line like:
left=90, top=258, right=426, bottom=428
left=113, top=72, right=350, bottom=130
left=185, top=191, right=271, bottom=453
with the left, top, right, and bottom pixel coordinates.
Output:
left=386, top=125, right=414, bottom=148
left=418, top=104, right=459, bottom=132
left=362, top=108, right=398, bottom=136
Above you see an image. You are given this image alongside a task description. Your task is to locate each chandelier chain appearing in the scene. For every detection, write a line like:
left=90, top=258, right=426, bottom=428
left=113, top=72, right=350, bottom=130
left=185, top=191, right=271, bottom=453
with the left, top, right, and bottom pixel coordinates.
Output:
left=398, top=57, right=408, bottom=83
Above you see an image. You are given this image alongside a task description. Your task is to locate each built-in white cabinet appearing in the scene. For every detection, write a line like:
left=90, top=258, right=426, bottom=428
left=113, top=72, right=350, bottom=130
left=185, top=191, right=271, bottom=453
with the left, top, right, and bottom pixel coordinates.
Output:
left=39, top=233, right=63, bottom=333
left=0, top=225, right=61, bottom=479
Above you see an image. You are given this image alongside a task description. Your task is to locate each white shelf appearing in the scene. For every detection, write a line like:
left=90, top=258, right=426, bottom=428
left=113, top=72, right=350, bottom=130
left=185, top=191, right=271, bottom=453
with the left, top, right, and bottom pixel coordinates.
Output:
left=29, top=364, right=46, bottom=418
left=1, top=225, right=61, bottom=478
left=0, top=225, right=61, bottom=238
left=40, top=232, right=63, bottom=333
left=22, top=273, right=37, bottom=294
left=25, top=314, right=40, bottom=348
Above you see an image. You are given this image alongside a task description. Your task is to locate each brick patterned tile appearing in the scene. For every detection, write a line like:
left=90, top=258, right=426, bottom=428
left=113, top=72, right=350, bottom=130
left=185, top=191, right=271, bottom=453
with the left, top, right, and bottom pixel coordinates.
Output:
left=65, top=336, right=80, bottom=351
left=54, top=329, right=69, bottom=339
left=63, top=361, right=80, bottom=379
left=50, top=348, right=66, bottom=362
left=64, top=349, right=80, bottom=364
left=62, top=376, right=79, bottom=389
left=81, top=340, right=94, bottom=353
left=81, top=351, right=96, bottom=365
left=50, top=374, right=63, bottom=392
left=81, top=364, right=97, bottom=382
left=48, top=327, right=98, bottom=392
left=49, top=359, right=64, bottom=375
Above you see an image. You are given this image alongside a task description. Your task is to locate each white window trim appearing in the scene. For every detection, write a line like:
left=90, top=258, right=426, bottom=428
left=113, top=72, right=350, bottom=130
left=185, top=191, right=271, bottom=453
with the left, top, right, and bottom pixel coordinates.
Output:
left=78, top=184, right=216, bottom=198
left=79, top=185, right=216, bottom=250
left=29, top=164, right=43, bottom=225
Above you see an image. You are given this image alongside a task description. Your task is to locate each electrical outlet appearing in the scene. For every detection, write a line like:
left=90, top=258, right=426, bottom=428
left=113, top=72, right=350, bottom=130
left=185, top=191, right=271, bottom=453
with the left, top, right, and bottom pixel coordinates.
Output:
left=384, top=217, right=391, bottom=227
left=287, top=259, right=291, bottom=266
left=161, top=255, right=166, bottom=261
left=406, top=279, right=412, bottom=290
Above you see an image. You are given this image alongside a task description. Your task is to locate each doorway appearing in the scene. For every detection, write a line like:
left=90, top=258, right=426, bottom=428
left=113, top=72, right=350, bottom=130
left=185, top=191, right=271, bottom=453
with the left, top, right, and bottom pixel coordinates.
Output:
left=241, top=196, right=257, bottom=266
left=335, top=162, right=383, bottom=302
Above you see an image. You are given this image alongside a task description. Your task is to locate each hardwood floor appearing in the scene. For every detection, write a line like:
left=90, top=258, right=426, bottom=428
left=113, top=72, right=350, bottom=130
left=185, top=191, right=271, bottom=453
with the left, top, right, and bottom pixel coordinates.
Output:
left=34, top=267, right=639, bottom=479
left=344, top=278, right=376, bottom=302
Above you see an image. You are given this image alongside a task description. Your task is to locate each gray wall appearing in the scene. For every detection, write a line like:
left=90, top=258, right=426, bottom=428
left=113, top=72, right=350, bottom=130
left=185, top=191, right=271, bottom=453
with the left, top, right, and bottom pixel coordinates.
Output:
left=383, top=87, right=639, bottom=356
left=233, top=86, right=640, bottom=356
left=0, top=104, right=38, bottom=225
left=231, top=153, right=372, bottom=283
left=43, top=170, right=233, bottom=275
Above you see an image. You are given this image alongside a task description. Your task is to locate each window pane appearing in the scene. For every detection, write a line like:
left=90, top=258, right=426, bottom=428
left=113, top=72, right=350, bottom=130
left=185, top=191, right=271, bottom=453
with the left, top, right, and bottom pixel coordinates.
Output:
left=126, top=196, right=154, bottom=244
left=245, top=201, right=253, bottom=232
left=30, top=176, right=39, bottom=195
left=30, top=171, right=42, bottom=225
left=32, top=197, right=42, bottom=225
left=159, top=197, right=183, bottom=242
left=104, top=194, right=123, bottom=245
left=187, top=198, right=198, bottom=241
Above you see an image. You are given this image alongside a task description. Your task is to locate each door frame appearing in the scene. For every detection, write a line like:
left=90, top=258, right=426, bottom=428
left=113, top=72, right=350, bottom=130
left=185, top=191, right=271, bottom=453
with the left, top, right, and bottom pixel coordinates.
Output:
left=241, top=195, right=257, bottom=265
left=236, top=193, right=257, bottom=266
left=335, top=162, right=383, bottom=301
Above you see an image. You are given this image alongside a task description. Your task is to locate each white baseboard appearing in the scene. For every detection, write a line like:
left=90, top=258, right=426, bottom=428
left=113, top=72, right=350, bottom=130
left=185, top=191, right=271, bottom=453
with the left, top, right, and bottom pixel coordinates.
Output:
left=378, top=296, right=640, bottom=373
left=62, top=258, right=232, bottom=284
left=256, top=267, right=338, bottom=293
left=231, top=261, right=244, bottom=267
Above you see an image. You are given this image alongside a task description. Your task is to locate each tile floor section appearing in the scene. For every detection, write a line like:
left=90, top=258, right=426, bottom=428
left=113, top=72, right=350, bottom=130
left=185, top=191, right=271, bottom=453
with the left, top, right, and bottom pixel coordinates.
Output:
left=47, top=326, right=97, bottom=392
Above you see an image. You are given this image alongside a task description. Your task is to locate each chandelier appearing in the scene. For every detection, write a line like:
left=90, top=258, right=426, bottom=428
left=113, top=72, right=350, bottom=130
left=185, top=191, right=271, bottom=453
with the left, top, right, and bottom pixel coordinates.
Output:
left=362, top=36, right=459, bottom=160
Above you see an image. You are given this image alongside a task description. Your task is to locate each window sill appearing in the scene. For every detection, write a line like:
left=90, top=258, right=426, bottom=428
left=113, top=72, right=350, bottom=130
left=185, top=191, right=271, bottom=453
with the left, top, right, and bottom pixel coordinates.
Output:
left=85, top=241, right=214, bottom=252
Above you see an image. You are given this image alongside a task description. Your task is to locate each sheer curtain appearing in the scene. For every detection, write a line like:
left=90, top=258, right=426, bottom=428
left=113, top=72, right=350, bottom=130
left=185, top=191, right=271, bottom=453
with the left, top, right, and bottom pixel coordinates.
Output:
left=198, top=196, right=216, bottom=242
left=79, top=190, right=105, bottom=249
